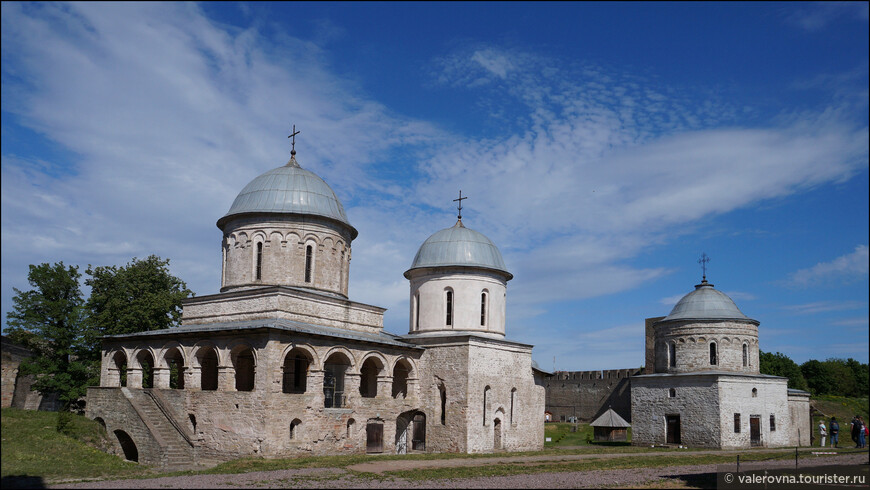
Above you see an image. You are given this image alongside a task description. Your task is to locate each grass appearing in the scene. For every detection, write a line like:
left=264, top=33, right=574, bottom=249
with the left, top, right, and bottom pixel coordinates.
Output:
left=809, top=395, right=869, bottom=446
left=1, top=408, right=149, bottom=484
left=545, top=422, right=632, bottom=447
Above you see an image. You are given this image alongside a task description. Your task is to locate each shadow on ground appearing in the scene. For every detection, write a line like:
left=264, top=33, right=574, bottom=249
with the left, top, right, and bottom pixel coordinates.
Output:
left=1, top=475, right=46, bottom=489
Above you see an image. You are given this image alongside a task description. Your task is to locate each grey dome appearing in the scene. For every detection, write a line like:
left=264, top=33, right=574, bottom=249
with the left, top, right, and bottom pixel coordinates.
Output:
left=404, top=220, right=512, bottom=279
left=218, top=157, right=357, bottom=238
left=660, top=280, right=756, bottom=323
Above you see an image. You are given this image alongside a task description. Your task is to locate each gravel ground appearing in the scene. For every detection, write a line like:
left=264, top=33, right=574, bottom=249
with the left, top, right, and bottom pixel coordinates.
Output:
left=45, top=452, right=868, bottom=489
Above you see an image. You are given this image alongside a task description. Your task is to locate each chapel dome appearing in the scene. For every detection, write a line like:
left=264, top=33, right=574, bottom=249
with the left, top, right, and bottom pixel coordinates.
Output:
left=659, top=280, right=756, bottom=323
left=404, top=219, right=512, bottom=280
left=217, top=156, right=357, bottom=238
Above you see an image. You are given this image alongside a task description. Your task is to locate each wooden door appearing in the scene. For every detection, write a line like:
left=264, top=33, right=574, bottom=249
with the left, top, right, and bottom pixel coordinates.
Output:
left=412, top=413, right=426, bottom=451
left=750, top=415, right=761, bottom=446
left=666, top=415, right=681, bottom=444
left=366, top=422, right=383, bottom=453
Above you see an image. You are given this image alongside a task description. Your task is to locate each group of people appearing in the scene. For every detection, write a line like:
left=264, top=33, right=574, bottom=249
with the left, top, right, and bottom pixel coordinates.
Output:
left=818, top=415, right=867, bottom=448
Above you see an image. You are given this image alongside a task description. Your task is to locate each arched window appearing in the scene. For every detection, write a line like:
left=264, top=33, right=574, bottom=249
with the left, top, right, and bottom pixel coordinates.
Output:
left=510, top=388, right=516, bottom=424
left=136, top=350, right=154, bottom=389
left=232, top=346, right=255, bottom=392
left=304, top=245, right=313, bottom=283
left=282, top=349, right=310, bottom=394
left=392, top=359, right=411, bottom=398
left=709, top=342, right=718, bottom=366
left=669, top=342, right=676, bottom=368
left=290, top=419, right=301, bottom=440
left=743, top=344, right=748, bottom=367
left=414, top=292, right=420, bottom=331
left=323, top=353, right=350, bottom=408
left=198, top=347, right=218, bottom=391
left=255, top=242, right=263, bottom=280
left=446, top=290, right=453, bottom=326
left=360, top=357, right=383, bottom=398
left=480, top=292, right=487, bottom=327
left=751, top=387, right=757, bottom=398
left=347, top=418, right=355, bottom=438
left=112, top=351, right=128, bottom=387
left=165, top=347, right=185, bottom=390
left=439, top=384, right=447, bottom=425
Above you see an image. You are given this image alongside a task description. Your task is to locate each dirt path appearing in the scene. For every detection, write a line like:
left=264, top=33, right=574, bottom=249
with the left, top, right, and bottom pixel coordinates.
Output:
left=46, top=449, right=868, bottom=489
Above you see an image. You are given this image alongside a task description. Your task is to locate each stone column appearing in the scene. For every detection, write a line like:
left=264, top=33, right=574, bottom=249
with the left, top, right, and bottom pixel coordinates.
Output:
left=105, top=368, right=121, bottom=387
left=218, top=366, right=235, bottom=391
left=152, top=367, right=170, bottom=389
left=186, top=366, right=201, bottom=390
left=126, top=367, right=143, bottom=389
left=344, top=372, right=361, bottom=408
left=405, top=377, right=419, bottom=401
left=377, top=376, right=393, bottom=399
left=309, top=370, right=325, bottom=407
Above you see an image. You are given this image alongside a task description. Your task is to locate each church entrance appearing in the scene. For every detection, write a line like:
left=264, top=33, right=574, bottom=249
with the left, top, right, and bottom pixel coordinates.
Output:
left=750, top=415, right=761, bottom=446
left=666, top=415, right=681, bottom=444
left=396, top=411, right=426, bottom=454
left=493, top=418, right=502, bottom=450
left=366, top=419, right=383, bottom=453
left=412, top=413, right=426, bottom=451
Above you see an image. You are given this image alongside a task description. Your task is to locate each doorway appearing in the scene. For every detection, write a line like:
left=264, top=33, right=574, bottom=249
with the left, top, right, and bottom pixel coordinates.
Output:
left=366, top=420, right=383, bottom=453
left=750, top=415, right=761, bottom=446
left=412, top=413, right=426, bottom=451
left=493, top=418, right=502, bottom=450
left=666, top=415, right=681, bottom=444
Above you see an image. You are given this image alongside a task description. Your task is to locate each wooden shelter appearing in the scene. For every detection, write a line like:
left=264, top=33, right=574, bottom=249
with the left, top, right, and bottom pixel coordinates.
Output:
left=590, top=408, right=630, bottom=442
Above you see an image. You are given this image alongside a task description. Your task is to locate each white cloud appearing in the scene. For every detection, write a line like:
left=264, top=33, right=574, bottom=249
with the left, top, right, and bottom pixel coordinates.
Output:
left=784, top=2, right=869, bottom=32
left=783, top=301, right=867, bottom=315
left=788, top=245, right=869, bottom=287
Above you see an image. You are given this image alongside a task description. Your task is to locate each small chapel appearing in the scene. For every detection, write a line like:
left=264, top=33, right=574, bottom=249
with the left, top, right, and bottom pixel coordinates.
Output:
left=85, top=137, right=546, bottom=468
left=630, top=262, right=810, bottom=449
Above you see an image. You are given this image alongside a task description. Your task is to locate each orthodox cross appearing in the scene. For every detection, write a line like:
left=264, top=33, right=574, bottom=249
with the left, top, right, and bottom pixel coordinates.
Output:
left=288, top=124, right=301, bottom=155
left=698, top=253, right=710, bottom=281
left=453, top=190, right=467, bottom=219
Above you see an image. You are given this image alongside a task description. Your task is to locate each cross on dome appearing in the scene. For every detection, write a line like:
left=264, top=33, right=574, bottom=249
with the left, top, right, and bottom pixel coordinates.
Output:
left=698, top=253, right=711, bottom=283
left=454, top=190, right=467, bottom=220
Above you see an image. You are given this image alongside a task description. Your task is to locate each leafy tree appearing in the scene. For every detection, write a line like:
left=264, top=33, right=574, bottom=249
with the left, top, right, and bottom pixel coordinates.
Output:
left=5, top=262, right=96, bottom=410
left=84, top=255, right=192, bottom=345
left=800, top=359, right=836, bottom=395
left=759, top=351, right=809, bottom=391
left=845, top=358, right=869, bottom=398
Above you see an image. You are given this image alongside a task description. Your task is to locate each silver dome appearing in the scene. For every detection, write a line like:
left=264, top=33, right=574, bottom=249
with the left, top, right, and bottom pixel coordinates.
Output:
left=660, top=280, right=755, bottom=323
left=218, top=157, right=357, bottom=238
left=404, top=220, right=512, bottom=279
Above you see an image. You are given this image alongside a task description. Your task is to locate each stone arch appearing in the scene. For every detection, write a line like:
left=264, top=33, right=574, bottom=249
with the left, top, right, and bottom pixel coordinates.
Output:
left=114, top=429, right=138, bottom=462
left=323, top=236, right=335, bottom=251
left=323, top=349, right=353, bottom=408
left=280, top=343, right=320, bottom=371
left=347, top=418, right=356, bottom=439
left=110, top=350, right=128, bottom=387
left=282, top=346, right=313, bottom=394
left=191, top=341, right=222, bottom=367
left=156, top=341, right=187, bottom=369
left=93, top=417, right=107, bottom=433
left=270, top=231, right=283, bottom=245
left=289, top=418, right=302, bottom=440
left=237, top=231, right=249, bottom=248
left=493, top=409, right=504, bottom=450
left=192, top=343, right=219, bottom=391
left=359, top=353, right=386, bottom=398
left=322, top=346, right=357, bottom=370
left=134, top=349, right=156, bottom=388
left=391, top=358, right=414, bottom=399
left=285, top=231, right=301, bottom=244
left=228, top=342, right=257, bottom=392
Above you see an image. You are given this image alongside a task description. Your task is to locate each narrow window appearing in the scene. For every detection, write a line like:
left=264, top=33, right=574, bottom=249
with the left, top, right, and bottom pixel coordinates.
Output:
left=709, top=342, right=718, bottom=366
left=510, top=388, right=516, bottom=424
left=752, top=387, right=757, bottom=398
left=414, top=293, right=420, bottom=331
left=770, top=414, right=776, bottom=431
left=255, top=242, right=263, bottom=280
left=304, top=245, right=313, bottom=283
left=669, top=342, right=676, bottom=368
left=290, top=419, right=301, bottom=440
left=480, top=292, right=487, bottom=326
left=347, top=418, right=355, bottom=438
left=734, top=413, right=741, bottom=433
left=483, top=386, right=490, bottom=426
left=743, top=344, right=748, bottom=367
left=446, top=290, right=453, bottom=326
left=669, top=388, right=676, bottom=398
left=439, top=385, right=446, bottom=425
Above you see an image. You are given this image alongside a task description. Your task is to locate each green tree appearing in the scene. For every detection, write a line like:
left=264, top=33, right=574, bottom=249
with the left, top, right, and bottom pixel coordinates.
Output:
left=845, top=358, right=869, bottom=398
left=759, top=351, right=809, bottom=391
left=84, top=255, right=192, bottom=345
left=801, top=359, right=836, bottom=395
left=5, top=262, right=96, bottom=410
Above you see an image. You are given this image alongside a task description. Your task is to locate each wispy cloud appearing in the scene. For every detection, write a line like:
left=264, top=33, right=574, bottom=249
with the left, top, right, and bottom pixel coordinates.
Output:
left=788, top=245, right=869, bottom=287
left=783, top=2, right=869, bottom=32
left=783, top=301, right=867, bottom=315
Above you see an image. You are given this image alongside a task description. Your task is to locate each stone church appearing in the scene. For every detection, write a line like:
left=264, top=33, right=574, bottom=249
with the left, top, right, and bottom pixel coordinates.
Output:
left=86, top=145, right=546, bottom=468
left=631, top=275, right=810, bottom=449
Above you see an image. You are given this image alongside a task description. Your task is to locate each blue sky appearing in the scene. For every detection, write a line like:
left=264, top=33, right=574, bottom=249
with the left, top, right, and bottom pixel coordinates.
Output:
left=2, top=2, right=868, bottom=371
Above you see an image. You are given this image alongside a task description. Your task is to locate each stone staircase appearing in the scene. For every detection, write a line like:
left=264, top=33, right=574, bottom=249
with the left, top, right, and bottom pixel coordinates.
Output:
left=120, top=388, right=197, bottom=470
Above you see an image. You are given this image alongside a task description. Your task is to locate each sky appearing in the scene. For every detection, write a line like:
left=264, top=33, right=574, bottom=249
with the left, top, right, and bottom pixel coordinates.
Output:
left=2, top=2, right=868, bottom=372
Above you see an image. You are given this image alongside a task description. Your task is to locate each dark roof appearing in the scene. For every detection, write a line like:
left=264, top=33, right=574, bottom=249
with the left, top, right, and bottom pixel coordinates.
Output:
left=103, top=318, right=422, bottom=350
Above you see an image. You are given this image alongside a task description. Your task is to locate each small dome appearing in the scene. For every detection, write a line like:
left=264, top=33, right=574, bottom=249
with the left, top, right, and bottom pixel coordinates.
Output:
left=217, top=157, right=357, bottom=238
left=404, top=220, right=512, bottom=279
left=660, top=280, right=755, bottom=323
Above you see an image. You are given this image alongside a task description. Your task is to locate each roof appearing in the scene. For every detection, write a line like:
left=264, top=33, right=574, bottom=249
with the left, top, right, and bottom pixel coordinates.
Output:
left=217, top=156, right=357, bottom=238
left=404, top=219, right=512, bottom=279
left=633, top=371, right=786, bottom=379
left=659, top=280, right=757, bottom=324
left=590, top=408, right=631, bottom=428
left=103, top=318, right=421, bottom=350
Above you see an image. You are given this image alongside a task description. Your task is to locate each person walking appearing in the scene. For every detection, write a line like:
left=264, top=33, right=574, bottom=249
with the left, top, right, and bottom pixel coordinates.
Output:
left=818, top=420, right=827, bottom=447
left=859, top=416, right=866, bottom=449
left=851, top=415, right=860, bottom=447
left=830, top=417, right=839, bottom=448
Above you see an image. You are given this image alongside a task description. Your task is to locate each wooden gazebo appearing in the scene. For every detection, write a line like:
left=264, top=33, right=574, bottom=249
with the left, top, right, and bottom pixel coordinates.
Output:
left=590, top=408, right=630, bottom=442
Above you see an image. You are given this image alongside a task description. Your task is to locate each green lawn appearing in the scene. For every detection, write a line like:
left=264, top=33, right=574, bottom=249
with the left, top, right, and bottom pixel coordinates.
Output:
left=1, top=408, right=148, bottom=483
left=810, top=395, right=869, bottom=446
left=545, top=422, right=632, bottom=447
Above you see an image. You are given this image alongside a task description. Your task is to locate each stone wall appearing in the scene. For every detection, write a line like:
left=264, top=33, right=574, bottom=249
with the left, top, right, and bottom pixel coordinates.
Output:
left=407, top=268, right=508, bottom=336
left=630, top=374, right=721, bottom=448
left=653, top=320, right=760, bottom=374
left=545, top=369, right=639, bottom=423
left=220, top=215, right=353, bottom=297
left=717, top=375, right=791, bottom=448
left=86, top=387, right=165, bottom=465
left=787, top=391, right=811, bottom=446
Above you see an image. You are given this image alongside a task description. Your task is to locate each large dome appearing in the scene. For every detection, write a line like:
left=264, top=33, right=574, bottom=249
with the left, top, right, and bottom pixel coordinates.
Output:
left=217, top=157, right=357, bottom=238
left=660, top=280, right=756, bottom=323
left=404, top=220, right=512, bottom=279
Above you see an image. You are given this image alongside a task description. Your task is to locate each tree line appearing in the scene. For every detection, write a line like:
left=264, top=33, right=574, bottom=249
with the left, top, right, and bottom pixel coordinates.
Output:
left=760, top=351, right=869, bottom=398
left=5, top=256, right=192, bottom=410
